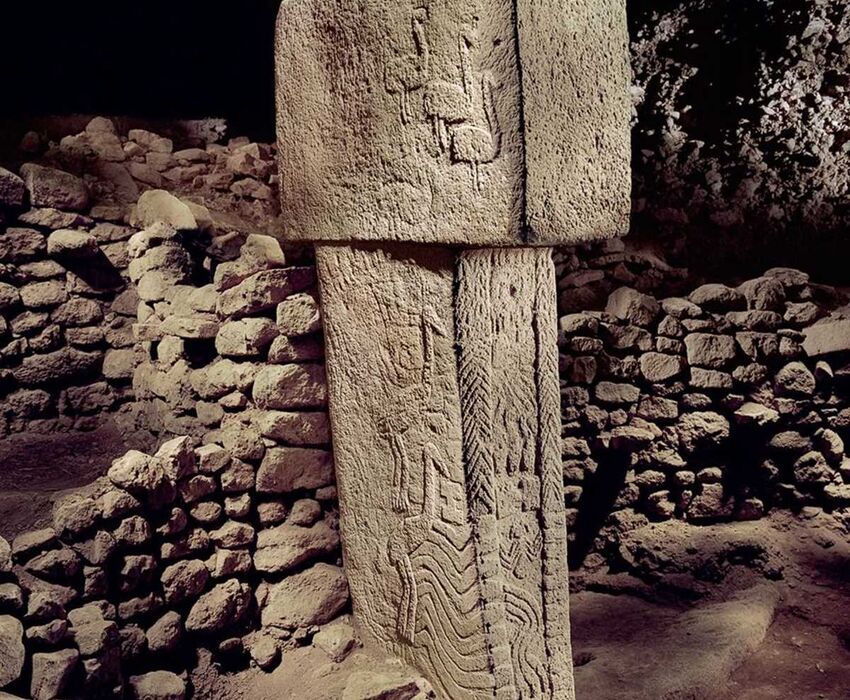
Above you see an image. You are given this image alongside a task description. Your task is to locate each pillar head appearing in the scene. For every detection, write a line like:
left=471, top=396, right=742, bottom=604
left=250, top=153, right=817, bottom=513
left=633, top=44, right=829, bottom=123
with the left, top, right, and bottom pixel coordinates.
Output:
left=275, top=0, right=631, bottom=248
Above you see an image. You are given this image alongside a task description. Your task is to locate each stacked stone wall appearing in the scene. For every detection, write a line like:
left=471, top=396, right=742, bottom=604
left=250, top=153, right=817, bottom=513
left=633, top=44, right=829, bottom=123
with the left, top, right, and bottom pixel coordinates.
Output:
left=556, top=254, right=850, bottom=558
left=0, top=162, right=138, bottom=437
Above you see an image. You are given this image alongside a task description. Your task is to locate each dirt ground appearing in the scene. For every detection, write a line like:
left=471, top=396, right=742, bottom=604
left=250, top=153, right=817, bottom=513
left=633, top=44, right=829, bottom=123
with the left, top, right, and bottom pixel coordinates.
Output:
left=0, top=420, right=153, bottom=539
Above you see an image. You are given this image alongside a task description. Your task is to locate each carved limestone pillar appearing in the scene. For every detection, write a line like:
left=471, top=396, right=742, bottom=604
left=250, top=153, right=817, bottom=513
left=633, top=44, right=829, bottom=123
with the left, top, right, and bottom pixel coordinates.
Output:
left=274, top=1, right=630, bottom=697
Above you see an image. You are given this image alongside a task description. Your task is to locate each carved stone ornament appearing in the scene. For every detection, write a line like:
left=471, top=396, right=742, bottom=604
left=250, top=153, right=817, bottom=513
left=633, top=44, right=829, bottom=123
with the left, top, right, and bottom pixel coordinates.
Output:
left=275, top=0, right=631, bottom=246
left=316, top=244, right=574, bottom=698
left=276, top=1, right=631, bottom=697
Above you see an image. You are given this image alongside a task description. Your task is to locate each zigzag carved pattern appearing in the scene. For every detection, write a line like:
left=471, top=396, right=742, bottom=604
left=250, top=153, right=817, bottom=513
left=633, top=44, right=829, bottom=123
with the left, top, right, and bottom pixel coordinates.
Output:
left=456, top=251, right=496, bottom=518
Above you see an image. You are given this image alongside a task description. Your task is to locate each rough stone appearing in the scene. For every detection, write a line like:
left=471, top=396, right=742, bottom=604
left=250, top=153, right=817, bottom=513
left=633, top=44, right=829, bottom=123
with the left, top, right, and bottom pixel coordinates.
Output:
left=313, top=619, right=360, bottom=662
left=215, top=318, right=279, bottom=357
left=342, top=669, right=430, bottom=700
left=253, top=363, right=327, bottom=409
left=253, top=521, right=340, bottom=573
left=276, top=293, right=322, bottom=336
left=256, top=447, right=335, bottom=493
left=0, top=167, right=25, bottom=208
left=0, top=227, right=45, bottom=262
left=260, top=563, right=348, bottom=629
left=146, top=611, right=183, bottom=654
left=216, top=267, right=315, bottom=319
left=276, top=0, right=629, bottom=246
left=15, top=348, right=100, bottom=386
left=0, top=616, right=24, bottom=688
left=606, top=287, right=661, bottom=326
left=185, top=579, right=251, bottom=634
left=595, top=381, right=640, bottom=405
left=128, top=671, right=186, bottom=700
left=737, top=277, right=785, bottom=311
left=677, top=411, right=730, bottom=454
left=20, top=164, right=89, bottom=211
left=161, top=560, right=210, bottom=605
left=30, top=649, right=79, bottom=700
left=133, top=190, right=197, bottom=230
left=46, top=229, right=99, bottom=258
left=684, top=333, right=737, bottom=368
left=688, top=284, right=745, bottom=312
left=775, top=362, right=816, bottom=397
left=639, top=352, right=685, bottom=382
left=802, top=320, right=850, bottom=357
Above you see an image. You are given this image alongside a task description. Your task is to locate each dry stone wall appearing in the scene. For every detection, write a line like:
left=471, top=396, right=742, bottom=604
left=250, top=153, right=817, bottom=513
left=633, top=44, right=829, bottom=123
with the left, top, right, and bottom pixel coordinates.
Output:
left=557, top=251, right=850, bottom=560
left=0, top=120, right=361, bottom=700
left=0, top=162, right=138, bottom=437
left=0, top=434, right=353, bottom=699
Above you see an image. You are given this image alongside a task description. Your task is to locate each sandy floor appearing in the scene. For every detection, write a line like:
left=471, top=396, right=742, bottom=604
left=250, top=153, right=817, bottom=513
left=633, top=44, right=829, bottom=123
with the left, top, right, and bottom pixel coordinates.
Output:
left=0, top=420, right=153, bottom=539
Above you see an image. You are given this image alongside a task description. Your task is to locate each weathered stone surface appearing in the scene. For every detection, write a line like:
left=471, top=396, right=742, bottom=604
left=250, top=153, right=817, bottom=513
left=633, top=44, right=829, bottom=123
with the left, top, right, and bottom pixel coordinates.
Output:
left=794, top=451, right=834, bottom=487
left=313, top=618, right=360, bottom=662
left=316, top=245, right=574, bottom=698
left=688, top=284, right=745, bottom=312
left=132, top=190, right=197, bottom=230
left=253, top=521, right=340, bottom=573
left=161, top=560, right=209, bottom=605
left=267, top=334, right=324, bottom=363
left=737, top=277, right=785, bottom=311
left=216, top=267, right=315, bottom=319
left=802, top=320, right=850, bottom=357
left=677, top=412, right=730, bottom=454
left=0, top=228, right=46, bottom=262
left=20, top=280, right=68, bottom=309
left=146, top=611, right=183, bottom=654
left=128, top=671, right=186, bottom=700
left=275, top=293, right=322, bottom=336
left=15, top=348, right=100, bottom=386
left=639, top=352, right=685, bottom=382
left=595, top=381, right=640, bottom=404
left=606, top=287, right=661, bottom=326
left=30, top=649, right=79, bottom=700
left=189, top=359, right=258, bottom=400
left=684, top=333, right=737, bottom=368
left=256, top=447, right=334, bottom=493
left=343, top=669, right=430, bottom=700
left=0, top=538, right=10, bottom=575
left=261, top=563, right=349, bottom=630
left=0, top=616, right=24, bottom=688
left=254, top=410, right=330, bottom=445
left=253, top=363, right=327, bottom=409
left=275, top=0, right=629, bottom=246
left=185, top=579, right=251, bottom=634
left=20, top=164, right=89, bottom=212
left=689, top=368, right=733, bottom=390
left=774, top=362, right=816, bottom=397
left=46, top=229, right=99, bottom=258
left=0, top=167, right=25, bottom=208
left=213, top=234, right=286, bottom=291
left=215, top=318, right=278, bottom=357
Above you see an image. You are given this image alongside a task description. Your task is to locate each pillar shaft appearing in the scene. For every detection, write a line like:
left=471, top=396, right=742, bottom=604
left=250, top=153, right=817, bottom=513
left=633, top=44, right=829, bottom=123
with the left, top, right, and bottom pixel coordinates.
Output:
left=316, top=243, right=573, bottom=699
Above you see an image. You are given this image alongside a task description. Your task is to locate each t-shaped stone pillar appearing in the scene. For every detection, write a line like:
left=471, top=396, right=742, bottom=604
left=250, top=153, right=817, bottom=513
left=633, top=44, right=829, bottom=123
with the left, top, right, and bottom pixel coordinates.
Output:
left=275, top=2, right=630, bottom=697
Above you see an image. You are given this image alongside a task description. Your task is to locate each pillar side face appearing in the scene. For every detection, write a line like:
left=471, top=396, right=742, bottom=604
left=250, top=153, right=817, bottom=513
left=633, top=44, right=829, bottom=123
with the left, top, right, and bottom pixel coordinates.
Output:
left=275, top=0, right=630, bottom=247
left=316, top=244, right=574, bottom=699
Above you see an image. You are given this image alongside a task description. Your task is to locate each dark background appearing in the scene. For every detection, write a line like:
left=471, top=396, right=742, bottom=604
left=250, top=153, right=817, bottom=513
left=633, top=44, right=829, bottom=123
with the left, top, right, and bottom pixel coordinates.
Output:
left=0, top=0, right=282, bottom=140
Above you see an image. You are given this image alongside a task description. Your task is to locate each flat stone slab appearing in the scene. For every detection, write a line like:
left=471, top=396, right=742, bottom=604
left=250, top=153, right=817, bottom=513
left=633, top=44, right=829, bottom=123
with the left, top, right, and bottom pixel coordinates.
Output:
left=802, top=319, right=850, bottom=357
left=275, top=0, right=629, bottom=246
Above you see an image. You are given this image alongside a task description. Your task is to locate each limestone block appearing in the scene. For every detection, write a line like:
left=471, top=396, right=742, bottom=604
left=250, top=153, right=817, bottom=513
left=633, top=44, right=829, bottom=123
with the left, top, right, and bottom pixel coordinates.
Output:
left=20, top=164, right=89, bottom=212
left=316, top=244, right=574, bottom=698
left=275, top=0, right=629, bottom=246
